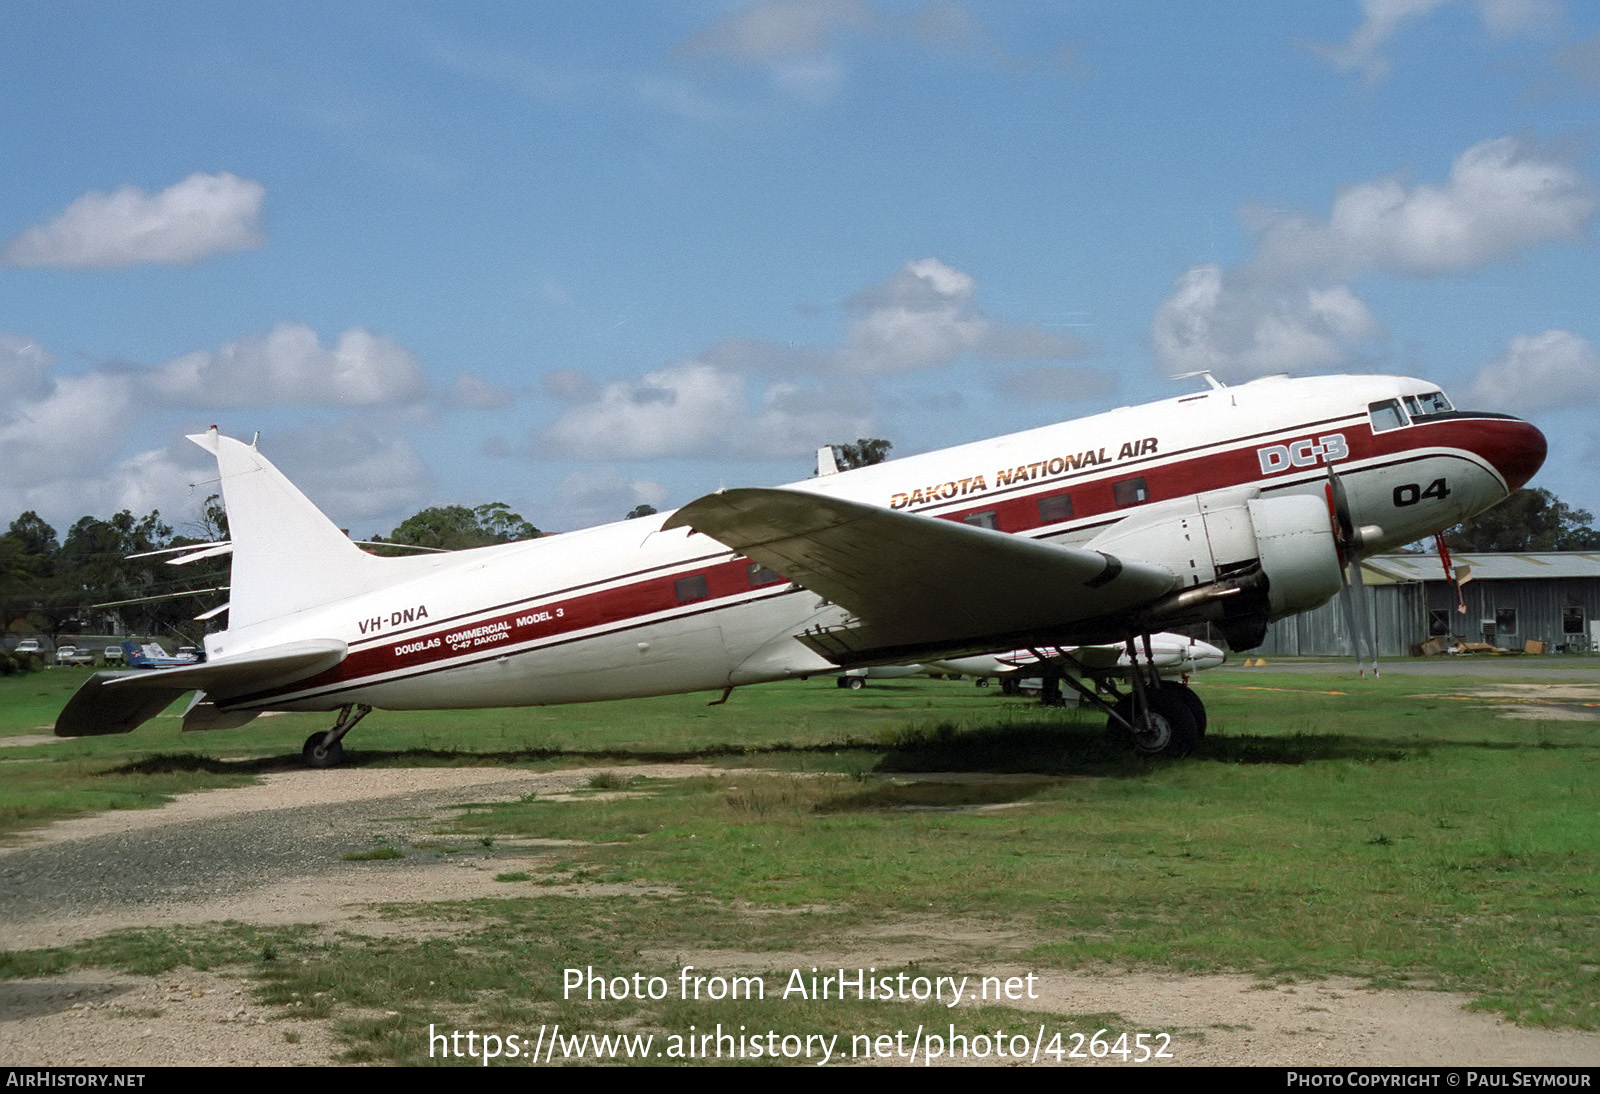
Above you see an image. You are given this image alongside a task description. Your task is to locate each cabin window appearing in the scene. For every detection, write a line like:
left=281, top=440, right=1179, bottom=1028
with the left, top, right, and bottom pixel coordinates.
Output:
left=675, top=574, right=709, bottom=604
left=1368, top=399, right=1408, bottom=433
left=1037, top=493, right=1073, bottom=524
left=1112, top=477, right=1149, bottom=507
left=1404, top=390, right=1452, bottom=419
left=963, top=510, right=999, bottom=530
left=1495, top=607, right=1518, bottom=635
left=747, top=562, right=783, bottom=587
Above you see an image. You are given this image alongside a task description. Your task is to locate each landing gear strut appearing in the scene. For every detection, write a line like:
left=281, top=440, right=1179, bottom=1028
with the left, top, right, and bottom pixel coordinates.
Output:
left=301, top=703, right=371, bottom=768
left=1042, top=636, right=1205, bottom=759
left=1104, top=637, right=1201, bottom=757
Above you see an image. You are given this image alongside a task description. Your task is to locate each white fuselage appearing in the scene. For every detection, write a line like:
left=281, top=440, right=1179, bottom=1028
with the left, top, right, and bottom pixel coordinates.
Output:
left=210, top=374, right=1538, bottom=714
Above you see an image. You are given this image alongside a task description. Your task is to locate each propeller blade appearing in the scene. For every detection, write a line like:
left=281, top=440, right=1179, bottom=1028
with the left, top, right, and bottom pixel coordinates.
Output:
left=1347, top=557, right=1379, bottom=676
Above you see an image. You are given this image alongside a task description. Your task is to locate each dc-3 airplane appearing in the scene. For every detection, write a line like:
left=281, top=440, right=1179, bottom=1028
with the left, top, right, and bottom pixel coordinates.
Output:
left=56, top=373, right=1545, bottom=765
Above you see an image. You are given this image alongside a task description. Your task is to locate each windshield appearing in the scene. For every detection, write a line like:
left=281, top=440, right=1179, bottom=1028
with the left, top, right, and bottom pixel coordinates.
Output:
left=1403, top=390, right=1453, bottom=418
left=1368, top=399, right=1408, bottom=433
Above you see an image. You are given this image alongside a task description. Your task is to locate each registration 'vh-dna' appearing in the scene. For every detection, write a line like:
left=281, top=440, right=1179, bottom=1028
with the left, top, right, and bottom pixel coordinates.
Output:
left=57, top=373, right=1545, bottom=764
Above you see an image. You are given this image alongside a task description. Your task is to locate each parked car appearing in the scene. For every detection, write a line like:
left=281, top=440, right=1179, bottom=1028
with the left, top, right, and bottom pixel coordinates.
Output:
left=104, top=645, right=125, bottom=663
left=54, top=645, right=95, bottom=666
left=15, top=639, right=42, bottom=655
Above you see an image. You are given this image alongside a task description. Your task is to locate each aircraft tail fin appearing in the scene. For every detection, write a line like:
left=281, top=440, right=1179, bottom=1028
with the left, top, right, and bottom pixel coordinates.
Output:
left=188, top=429, right=420, bottom=633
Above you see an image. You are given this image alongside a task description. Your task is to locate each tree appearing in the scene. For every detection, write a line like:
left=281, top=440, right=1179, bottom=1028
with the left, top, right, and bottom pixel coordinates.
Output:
left=625, top=504, right=658, bottom=520
left=1444, top=488, right=1600, bottom=552
left=0, top=512, right=59, bottom=635
left=833, top=438, right=892, bottom=470
left=60, top=509, right=179, bottom=638
left=384, top=503, right=541, bottom=551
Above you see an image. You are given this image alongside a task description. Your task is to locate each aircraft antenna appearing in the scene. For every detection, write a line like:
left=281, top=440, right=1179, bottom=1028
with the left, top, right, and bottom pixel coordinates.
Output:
left=1174, top=370, right=1226, bottom=390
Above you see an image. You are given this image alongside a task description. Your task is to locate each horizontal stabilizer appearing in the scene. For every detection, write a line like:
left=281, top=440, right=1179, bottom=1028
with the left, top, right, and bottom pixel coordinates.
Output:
left=665, top=488, right=1176, bottom=660
left=55, top=639, right=347, bottom=737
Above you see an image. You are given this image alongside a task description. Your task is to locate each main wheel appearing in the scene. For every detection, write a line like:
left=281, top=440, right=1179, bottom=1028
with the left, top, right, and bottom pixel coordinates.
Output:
left=302, top=731, right=344, bottom=768
left=974, top=677, right=990, bottom=688
left=846, top=676, right=865, bottom=690
left=1157, top=681, right=1207, bottom=738
left=1106, top=690, right=1199, bottom=758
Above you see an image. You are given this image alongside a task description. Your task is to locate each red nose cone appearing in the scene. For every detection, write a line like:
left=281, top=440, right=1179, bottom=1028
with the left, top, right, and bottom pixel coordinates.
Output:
left=1480, top=417, right=1547, bottom=493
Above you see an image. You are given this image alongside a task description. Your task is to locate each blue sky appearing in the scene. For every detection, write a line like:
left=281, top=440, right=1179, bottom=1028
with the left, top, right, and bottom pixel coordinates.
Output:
left=3, top=1, right=1598, bottom=538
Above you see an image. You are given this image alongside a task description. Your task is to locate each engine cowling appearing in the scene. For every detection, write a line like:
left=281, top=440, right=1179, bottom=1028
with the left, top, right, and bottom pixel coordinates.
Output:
left=1088, top=490, right=1344, bottom=649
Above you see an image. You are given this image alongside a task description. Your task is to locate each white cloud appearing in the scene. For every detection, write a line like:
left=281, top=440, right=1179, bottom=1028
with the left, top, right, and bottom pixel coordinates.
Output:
left=266, top=422, right=434, bottom=528
left=1152, top=135, right=1594, bottom=380
left=671, top=1, right=1056, bottom=103
left=700, top=258, right=1087, bottom=377
left=0, top=370, right=140, bottom=494
left=0, top=334, right=56, bottom=401
left=449, top=372, right=516, bottom=411
left=538, top=360, right=877, bottom=462
left=1250, top=136, right=1594, bottom=280
left=842, top=258, right=1086, bottom=372
left=554, top=467, right=669, bottom=529
left=679, top=0, right=871, bottom=63
left=542, top=369, right=599, bottom=402
left=536, top=258, right=1083, bottom=460
left=1464, top=330, right=1600, bottom=413
left=1317, top=0, right=1559, bottom=83
left=1556, top=33, right=1600, bottom=92
left=0, top=340, right=178, bottom=525
left=151, top=324, right=430, bottom=409
left=1152, top=266, right=1383, bottom=379
left=1, top=173, right=266, bottom=269
left=540, top=363, right=753, bottom=460
left=988, top=364, right=1116, bottom=402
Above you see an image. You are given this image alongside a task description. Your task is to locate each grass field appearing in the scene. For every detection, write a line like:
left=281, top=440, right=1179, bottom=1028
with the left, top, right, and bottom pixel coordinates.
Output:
left=1, top=663, right=1597, bottom=1063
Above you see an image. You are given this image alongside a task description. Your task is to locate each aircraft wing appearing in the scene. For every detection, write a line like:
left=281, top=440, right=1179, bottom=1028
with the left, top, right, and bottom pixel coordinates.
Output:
left=664, top=488, right=1177, bottom=664
left=55, top=639, right=348, bottom=736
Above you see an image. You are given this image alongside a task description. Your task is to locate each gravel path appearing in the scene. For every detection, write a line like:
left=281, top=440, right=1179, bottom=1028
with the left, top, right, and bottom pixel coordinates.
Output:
left=1, top=765, right=1597, bottom=1067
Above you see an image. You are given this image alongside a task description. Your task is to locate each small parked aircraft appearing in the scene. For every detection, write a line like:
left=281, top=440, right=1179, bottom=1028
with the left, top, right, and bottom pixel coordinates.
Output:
left=121, top=641, right=204, bottom=669
left=835, top=631, right=1225, bottom=688
left=56, top=373, right=1545, bottom=764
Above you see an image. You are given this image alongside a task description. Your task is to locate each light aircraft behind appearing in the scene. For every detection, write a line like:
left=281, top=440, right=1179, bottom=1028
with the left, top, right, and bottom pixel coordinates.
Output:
left=56, top=373, right=1545, bottom=764
left=121, top=642, right=204, bottom=669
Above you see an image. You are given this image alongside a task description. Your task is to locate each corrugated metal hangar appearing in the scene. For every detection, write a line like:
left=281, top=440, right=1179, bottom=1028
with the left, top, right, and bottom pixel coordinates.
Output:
left=1252, top=552, right=1600, bottom=657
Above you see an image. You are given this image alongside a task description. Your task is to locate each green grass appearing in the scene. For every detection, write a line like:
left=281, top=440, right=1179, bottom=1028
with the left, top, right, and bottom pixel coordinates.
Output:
left=2, top=665, right=1598, bottom=1062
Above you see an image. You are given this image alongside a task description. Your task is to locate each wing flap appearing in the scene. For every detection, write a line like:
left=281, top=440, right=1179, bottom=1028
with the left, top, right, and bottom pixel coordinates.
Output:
left=665, top=488, right=1176, bottom=660
left=55, top=639, right=347, bottom=737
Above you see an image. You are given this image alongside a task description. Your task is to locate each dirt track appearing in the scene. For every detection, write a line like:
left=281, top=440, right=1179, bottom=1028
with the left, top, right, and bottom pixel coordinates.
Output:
left=2, top=767, right=1596, bottom=1066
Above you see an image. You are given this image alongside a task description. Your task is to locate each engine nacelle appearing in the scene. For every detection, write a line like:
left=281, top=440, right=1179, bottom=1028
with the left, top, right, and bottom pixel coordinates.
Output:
left=1242, top=495, right=1344, bottom=619
left=1088, top=490, right=1344, bottom=647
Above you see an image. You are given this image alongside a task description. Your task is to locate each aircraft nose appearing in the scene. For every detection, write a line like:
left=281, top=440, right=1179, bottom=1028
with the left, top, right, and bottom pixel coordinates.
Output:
left=1472, top=415, right=1547, bottom=494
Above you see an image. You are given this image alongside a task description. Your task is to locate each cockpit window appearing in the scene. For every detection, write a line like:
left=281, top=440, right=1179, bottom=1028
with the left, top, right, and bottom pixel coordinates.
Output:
left=1368, top=399, right=1408, bottom=433
left=1403, top=390, right=1452, bottom=419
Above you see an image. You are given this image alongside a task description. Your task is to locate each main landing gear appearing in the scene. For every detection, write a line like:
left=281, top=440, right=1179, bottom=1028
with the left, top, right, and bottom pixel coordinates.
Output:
left=301, top=703, right=372, bottom=768
left=1034, top=637, right=1207, bottom=759
left=1105, top=681, right=1204, bottom=757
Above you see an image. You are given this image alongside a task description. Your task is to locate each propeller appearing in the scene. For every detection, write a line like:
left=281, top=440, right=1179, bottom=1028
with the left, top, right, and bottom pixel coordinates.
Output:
left=1325, top=467, right=1382, bottom=676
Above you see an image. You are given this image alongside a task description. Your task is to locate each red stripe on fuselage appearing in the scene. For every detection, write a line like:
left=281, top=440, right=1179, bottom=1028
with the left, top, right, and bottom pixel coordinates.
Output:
left=231, top=414, right=1503, bottom=708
